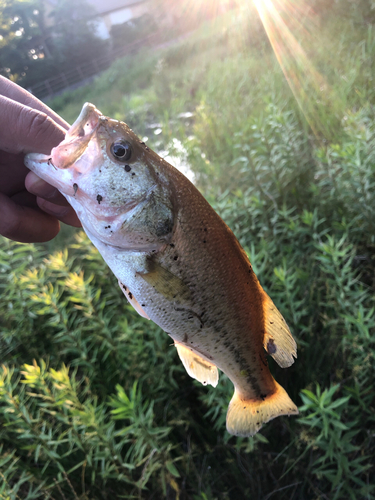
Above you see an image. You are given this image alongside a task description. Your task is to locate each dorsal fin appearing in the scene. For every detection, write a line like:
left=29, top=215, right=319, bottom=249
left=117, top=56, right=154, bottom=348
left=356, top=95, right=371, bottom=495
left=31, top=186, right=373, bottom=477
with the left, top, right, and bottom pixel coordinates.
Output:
left=118, top=280, right=150, bottom=320
left=175, top=342, right=219, bottom=387
left=262, top=293, right=297, bottom=368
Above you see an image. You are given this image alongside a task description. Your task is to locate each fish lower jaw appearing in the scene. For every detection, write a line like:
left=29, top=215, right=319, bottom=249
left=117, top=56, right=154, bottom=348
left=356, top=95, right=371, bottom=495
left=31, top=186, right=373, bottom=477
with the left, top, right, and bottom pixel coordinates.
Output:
left=24, top=154, right=75, bottom=196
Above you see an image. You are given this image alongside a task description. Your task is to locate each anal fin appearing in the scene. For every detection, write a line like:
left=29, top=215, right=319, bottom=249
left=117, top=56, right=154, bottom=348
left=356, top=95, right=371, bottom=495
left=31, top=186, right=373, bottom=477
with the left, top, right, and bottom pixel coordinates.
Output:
left=175, top=342, right=218, bottom=388
left=262, top=293, right=297, bottom=368
left=118, top=280, right=150, bottom=320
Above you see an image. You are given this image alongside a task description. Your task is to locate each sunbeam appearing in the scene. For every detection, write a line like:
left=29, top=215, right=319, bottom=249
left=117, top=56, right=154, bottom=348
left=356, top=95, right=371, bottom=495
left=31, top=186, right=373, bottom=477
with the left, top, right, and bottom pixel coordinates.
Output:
left=251, top=0, right=339, bottom=138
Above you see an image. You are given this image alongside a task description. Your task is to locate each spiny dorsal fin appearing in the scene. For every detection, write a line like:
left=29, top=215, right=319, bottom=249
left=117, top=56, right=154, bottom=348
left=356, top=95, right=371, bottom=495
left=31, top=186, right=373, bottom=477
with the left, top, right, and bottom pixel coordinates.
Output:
left=118, top=280, right=150, bottom=320
left=175, top=342, right=219, bottom=388
left=262, top=293, right=297, bottom=368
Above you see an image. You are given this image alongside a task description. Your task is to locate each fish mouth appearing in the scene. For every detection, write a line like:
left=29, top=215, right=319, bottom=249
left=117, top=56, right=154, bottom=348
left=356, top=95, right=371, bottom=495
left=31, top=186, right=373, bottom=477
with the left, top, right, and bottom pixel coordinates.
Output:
left=24, top=152, right=76, bottom=196
left=25, top=103, right=104, bottom=197
left=51, top=103, right=102, bottom=170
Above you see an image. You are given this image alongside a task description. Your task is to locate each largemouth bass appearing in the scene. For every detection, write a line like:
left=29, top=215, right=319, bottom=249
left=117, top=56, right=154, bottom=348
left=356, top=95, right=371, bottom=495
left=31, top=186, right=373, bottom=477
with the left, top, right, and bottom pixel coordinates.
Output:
left=25, top=103, right=298, bottom=437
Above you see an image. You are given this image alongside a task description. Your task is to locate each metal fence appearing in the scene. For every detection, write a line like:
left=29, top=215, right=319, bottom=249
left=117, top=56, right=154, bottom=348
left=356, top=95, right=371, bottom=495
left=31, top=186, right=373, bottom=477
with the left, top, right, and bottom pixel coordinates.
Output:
left=28, top=32, right=161, bottom=100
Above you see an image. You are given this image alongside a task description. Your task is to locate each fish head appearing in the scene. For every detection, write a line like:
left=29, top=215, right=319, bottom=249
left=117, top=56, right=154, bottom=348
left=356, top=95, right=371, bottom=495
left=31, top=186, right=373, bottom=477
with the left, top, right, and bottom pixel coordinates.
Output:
left=25, top=103, right=174, bottom=251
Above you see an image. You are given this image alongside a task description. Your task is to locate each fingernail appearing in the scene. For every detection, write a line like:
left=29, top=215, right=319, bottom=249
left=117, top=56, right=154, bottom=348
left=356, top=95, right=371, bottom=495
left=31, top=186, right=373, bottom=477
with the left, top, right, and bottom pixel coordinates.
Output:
left=28, top=176, right=58, bottom=199
left=38, top=199, right=70, bottom=217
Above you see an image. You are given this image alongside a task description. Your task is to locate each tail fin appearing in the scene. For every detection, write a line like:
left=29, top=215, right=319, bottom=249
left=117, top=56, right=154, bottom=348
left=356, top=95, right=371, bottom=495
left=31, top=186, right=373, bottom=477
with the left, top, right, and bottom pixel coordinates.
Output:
left=226, top=382, right=298, bottom=437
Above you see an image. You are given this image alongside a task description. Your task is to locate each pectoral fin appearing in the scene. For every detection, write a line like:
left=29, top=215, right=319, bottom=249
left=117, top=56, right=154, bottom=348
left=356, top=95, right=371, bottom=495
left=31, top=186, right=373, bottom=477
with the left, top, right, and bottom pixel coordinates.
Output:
left=262, top=293, right=297, bottom=368
left=175, top=342, right=218, bottom=388
left=139, top=262, right=191, bottom=303
left=118, top=280, right=150, bottom=320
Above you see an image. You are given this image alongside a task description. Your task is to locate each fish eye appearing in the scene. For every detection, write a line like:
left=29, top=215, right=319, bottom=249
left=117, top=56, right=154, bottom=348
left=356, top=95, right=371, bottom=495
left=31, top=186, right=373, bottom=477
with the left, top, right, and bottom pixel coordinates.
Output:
left=110, top=140, right=132, bottom=162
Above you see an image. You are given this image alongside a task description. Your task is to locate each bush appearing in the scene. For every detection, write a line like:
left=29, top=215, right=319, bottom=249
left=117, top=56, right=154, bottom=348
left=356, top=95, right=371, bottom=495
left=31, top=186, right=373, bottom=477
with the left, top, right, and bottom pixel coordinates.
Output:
left=1, top=5, right=375, bottom=499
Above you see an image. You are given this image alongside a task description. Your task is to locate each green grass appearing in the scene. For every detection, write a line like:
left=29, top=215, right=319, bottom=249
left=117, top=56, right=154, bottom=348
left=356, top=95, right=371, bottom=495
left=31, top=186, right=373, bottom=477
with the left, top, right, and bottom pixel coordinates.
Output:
left=1, top=4, right=375, bottom=499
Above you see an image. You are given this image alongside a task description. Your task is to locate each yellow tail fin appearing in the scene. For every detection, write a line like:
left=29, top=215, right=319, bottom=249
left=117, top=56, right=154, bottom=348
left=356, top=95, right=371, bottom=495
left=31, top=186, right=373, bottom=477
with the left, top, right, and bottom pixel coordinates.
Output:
left=226, top=382, right=298, bottom=437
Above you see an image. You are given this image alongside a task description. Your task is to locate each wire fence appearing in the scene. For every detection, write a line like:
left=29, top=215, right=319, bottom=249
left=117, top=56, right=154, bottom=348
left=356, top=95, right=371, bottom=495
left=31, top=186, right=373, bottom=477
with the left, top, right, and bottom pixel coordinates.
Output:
left=28, top=31, right=161, bottom=100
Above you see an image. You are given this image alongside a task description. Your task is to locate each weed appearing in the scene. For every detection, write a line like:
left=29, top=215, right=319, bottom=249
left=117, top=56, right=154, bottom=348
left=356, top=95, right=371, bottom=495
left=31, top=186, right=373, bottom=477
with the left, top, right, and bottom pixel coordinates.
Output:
left=1, top=5, right=375, bottom=499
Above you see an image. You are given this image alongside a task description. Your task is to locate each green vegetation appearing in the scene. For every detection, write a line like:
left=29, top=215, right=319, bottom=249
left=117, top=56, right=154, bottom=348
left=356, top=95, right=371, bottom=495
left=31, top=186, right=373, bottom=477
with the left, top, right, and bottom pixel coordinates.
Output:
left=1, top=4, right=375, bottom=499
left=0, top=0, right=109, bottom=88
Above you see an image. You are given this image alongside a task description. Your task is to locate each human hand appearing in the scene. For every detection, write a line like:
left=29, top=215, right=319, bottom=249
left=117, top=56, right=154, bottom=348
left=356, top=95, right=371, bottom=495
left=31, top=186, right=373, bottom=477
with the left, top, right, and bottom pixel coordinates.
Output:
left=0, top=76, right=81, bottom=243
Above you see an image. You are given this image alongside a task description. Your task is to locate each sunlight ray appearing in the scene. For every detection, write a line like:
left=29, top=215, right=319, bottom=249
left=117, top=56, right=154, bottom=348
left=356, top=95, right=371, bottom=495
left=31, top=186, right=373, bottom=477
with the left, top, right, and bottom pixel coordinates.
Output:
left=252, top=0, right=337, bottom=138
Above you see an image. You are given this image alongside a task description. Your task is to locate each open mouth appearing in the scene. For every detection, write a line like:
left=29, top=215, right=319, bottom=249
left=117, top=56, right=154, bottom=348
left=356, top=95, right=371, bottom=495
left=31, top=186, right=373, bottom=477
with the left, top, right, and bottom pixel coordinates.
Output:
left=50, top=103, right=102, bottom=170
left=24, top=103, right=104, bottom=197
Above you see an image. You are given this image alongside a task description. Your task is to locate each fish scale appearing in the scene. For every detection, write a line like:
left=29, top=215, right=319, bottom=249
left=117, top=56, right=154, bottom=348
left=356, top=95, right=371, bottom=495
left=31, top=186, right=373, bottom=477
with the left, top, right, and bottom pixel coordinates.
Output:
left=25, top=102, right=298, bottom=437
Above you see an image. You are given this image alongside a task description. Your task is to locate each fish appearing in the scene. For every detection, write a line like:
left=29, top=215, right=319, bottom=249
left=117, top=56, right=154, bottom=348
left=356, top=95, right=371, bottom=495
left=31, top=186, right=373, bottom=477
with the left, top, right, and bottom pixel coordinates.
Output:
left=25, top=103, right=298, bottom=437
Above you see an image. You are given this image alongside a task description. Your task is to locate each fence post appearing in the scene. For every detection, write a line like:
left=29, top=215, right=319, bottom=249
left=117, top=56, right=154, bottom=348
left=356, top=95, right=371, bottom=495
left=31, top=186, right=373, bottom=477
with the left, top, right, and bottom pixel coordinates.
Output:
left=45, top=80, right=54, bottom=97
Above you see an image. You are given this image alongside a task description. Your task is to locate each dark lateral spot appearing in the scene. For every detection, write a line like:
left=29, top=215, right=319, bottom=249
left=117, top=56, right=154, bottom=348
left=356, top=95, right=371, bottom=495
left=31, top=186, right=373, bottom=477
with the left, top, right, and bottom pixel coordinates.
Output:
left=170, top=243, right=175, bottom=248
left=73, top=183, right=78, bottom=194
left=122, top=284, right=127, bottom=290
left=104, top=225, right=111, bottom=229
left=174, top=256, right=178, bottom=261
left=97, top=194, right=103, bottom=204
left=260, top=394, right=267, bottom=401
left=128, top=292, right=133, bottom=300
left=142, top=304, right=145, bottom=307
left=256, top=410, right=259, bottom=413
left=267, top=338, right=277, bottom=355
left=124, top=165, right=131, bottom=172
left=204, top=227, right=207, bottom=232
left=132, top=172, right=135, bottom=176
left=203, top=240, right=206, bottom=243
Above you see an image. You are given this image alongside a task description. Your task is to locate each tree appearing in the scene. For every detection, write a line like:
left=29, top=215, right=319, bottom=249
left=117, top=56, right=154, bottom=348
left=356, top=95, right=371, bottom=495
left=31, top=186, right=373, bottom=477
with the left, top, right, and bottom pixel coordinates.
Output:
left=49, top=0, right=108, bottom=68
left=0, top=0, right=52, bottom=83
left=0, top=0, right=108, bottom=88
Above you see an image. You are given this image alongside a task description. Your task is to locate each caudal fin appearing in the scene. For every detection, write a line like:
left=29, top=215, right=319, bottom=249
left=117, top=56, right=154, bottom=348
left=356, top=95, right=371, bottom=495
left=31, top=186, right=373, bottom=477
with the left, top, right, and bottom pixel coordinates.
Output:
left=226, top=382, right=298, bottom=437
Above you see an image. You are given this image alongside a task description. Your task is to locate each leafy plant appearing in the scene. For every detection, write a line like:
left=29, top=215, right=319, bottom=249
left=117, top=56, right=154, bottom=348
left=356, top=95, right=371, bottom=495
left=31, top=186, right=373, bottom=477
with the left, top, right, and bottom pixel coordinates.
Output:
left=1, top=5, right=375, bottom=499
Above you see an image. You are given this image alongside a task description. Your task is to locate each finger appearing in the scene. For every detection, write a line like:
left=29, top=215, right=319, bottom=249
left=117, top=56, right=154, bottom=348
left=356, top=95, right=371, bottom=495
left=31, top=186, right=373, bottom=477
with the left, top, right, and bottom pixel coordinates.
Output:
left=11, top=189, right=39, bottom=208
left=26, top=171, right=71, bottom=207
left=0, top=192, right=60, bottom=243
left=37, top=198, right=82, bottom=228
left=0, top=151, right=29, bottom=196
left=0, top=76, right=69, bottom=129
left=0, top=95, right=66, bottom=155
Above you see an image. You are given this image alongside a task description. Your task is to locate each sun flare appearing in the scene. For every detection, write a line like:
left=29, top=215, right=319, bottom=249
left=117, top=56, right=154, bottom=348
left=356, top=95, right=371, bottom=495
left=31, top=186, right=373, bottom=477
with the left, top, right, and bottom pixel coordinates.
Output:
left=252, top=0, right=334, bottom=138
